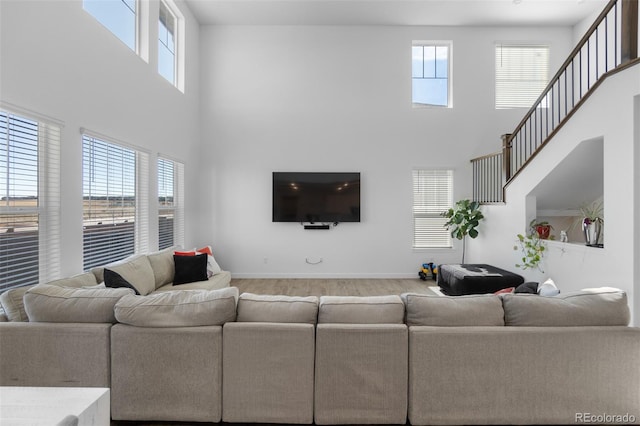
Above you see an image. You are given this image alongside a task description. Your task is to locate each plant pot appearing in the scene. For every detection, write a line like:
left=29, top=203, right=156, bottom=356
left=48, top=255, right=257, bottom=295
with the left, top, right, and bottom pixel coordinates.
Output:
left=582, top=218, right=602, bottom=246
left=535, top=225, right=551, bottom=240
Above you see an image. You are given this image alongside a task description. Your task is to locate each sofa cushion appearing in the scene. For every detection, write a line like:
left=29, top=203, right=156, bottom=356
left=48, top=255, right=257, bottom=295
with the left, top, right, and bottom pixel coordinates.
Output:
left=93, top=255, right=155, bottom=296
left=23, top=284, right=134, bottom=323
left=237, top=293, right=319, bottom=324
left=48, top=272, right=99, bottom=288
left=173, top=253, right=209, bottom=285
left=0, top=272, right=99, bottom=322
left=114, top=286, right=239, bottom=327
left=502, top=288, right=630, bottom=326
left=91, top=253, right=140, bottom=284
left=104, top=269, right=141, bottom=295
left=147, top=246, right=178, bottom=289
left=402, top=293, right=505, bottom=326
left=318, top=295, right=405, bottom=324
left=0, top=284, right=36, bottom=322
left=154, top=270, right=232, bottom=293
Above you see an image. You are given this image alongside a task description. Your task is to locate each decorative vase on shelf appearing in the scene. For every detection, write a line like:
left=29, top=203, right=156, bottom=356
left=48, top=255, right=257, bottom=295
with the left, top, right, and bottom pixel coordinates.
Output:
left=582, top=218, right=602, bottom=246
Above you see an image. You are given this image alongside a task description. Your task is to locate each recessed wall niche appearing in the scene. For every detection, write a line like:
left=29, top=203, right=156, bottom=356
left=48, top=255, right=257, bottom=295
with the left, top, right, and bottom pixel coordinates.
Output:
left=527, top=137, right=604, bottom=245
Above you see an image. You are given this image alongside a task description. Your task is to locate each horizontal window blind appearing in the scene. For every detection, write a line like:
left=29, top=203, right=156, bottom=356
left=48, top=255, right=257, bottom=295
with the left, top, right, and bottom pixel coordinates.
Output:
left=174, top=160, right=184, bottom=248
left=136, top=149, right=149, bottom=255
left=0, top=111, right=60, bottom=291
left=158, top=157, right=174, bottom=250
left=496, top=44, right=549, bottom=109
left=158, top=157, right=184, bottom=250
left=413, top=169, right=453, bottom=249
left=82, top=134, right=137, bottom=271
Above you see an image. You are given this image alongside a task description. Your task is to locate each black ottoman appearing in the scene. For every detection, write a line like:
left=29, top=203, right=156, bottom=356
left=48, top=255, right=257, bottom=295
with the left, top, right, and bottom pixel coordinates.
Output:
left=437, top=264, right=524, bottom=296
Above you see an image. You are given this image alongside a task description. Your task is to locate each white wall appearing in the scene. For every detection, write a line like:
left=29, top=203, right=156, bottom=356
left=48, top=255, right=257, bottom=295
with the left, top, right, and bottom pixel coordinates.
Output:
left=200, top=24, right=573, bottom=277
left=467, top=65, right=640, bottom=324
left=0, top=0, right=202, bottom=277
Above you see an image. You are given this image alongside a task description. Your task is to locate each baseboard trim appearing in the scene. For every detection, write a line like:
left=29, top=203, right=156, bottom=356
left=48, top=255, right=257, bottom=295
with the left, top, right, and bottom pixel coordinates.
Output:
left=231, top=272, right=418, bottom=279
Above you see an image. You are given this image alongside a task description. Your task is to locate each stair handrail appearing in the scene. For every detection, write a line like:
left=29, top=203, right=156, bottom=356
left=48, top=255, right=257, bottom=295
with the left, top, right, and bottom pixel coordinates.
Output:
left=472, top=0, right=638, bottom=204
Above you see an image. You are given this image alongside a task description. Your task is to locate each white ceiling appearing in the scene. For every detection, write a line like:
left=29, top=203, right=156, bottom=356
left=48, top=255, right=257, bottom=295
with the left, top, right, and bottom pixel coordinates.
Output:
left=184, top=0, right=608, bottom=27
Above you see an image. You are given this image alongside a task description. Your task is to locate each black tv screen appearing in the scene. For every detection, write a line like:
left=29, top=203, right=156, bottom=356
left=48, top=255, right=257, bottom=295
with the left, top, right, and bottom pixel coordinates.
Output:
left=272, top=172, right=361, bottom=223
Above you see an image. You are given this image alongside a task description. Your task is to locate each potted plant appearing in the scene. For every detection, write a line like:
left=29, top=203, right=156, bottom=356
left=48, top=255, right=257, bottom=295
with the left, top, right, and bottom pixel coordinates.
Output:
left=514, top=232, right=546, bottom=272
left=580, top=201, right=603, bottom=246
left=442, top=199, right=484, bottom=264
left=529, top=219, right=553, bottom=240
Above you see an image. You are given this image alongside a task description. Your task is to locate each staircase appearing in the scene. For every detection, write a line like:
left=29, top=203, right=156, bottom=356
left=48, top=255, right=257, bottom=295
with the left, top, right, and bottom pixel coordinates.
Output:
left=471, top=0, right=639, bottom=204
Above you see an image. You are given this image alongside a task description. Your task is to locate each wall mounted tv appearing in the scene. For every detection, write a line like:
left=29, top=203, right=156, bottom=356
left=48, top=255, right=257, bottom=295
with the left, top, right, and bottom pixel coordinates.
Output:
left=272, top=172, right=361, bottom=223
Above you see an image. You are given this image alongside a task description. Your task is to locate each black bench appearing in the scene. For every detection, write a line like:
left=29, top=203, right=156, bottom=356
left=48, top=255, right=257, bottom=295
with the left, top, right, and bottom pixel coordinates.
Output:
left=436, top=264, right=524, bottom=296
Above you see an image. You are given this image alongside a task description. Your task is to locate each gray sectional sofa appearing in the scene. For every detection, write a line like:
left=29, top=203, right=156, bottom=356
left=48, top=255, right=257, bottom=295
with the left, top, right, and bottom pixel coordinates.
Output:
left=0, top=248, right=639, bottom=425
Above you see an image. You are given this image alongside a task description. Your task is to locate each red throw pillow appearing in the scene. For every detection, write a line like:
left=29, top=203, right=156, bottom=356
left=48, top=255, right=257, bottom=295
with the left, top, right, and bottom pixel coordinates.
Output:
left=197, top=246, right=213, bottom=256
left=174, top=246, right=214, bottom=256
left=494, top=287, right=515, bottom=295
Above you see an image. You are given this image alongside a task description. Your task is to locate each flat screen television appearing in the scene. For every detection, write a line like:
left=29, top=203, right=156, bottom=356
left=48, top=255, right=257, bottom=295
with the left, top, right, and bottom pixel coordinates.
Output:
left=272, top=172, right=361, bottom=223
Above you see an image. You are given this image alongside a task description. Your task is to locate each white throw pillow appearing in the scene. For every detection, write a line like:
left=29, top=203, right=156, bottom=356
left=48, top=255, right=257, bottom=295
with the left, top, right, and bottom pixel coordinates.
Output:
left=538, top=278, right=560, bottom=296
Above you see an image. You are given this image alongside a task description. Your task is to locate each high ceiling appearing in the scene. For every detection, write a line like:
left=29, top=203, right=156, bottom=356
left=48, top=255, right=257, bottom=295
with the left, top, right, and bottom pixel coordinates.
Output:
left=184, top=0, right=608, bottom=27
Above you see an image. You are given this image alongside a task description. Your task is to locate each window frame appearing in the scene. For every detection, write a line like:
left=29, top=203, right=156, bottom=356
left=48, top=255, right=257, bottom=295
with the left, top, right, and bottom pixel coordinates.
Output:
left=412, top=40, right=453, bottom=108
left=158, top=0, right=178, bottom=86
left=412, top=169, right=454, bottom=250
left=495, top=43, right=550, bottom=109
left=0, top=106, right=61, bottom=291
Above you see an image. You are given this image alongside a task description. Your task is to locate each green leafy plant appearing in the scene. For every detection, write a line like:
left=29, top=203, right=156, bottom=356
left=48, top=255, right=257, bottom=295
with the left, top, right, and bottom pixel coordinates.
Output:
left=514, top=232, right=546, bottom=272
left=580, top=200, right=604, bottom=222
left=442, top=199, right=484, bottom=263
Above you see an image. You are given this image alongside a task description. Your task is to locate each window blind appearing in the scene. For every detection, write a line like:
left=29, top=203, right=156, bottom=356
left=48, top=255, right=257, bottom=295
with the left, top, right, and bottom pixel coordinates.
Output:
left=82, top=134, right=138, bottom=270
left=495, top=44, right=549, bottom=109
left=158, top=157, right=184, bottom=250
left=136, top=149, right=149, bottom=255
left=412, top=169, right=453, bottom=249
left=0, top=111, right=60, bottom=291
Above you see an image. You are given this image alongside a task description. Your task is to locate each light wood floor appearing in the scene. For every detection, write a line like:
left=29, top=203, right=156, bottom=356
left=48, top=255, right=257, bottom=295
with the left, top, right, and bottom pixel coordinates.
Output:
left=231, top=278, right=437, bottom=297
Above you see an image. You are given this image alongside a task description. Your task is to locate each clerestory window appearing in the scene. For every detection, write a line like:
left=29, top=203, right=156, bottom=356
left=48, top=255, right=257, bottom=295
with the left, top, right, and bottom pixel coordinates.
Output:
left=83, top=0, right=137, bottom=52
left=412, top=41, right=452, bottom=107
left=495, top=44, right=549, bottom=108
